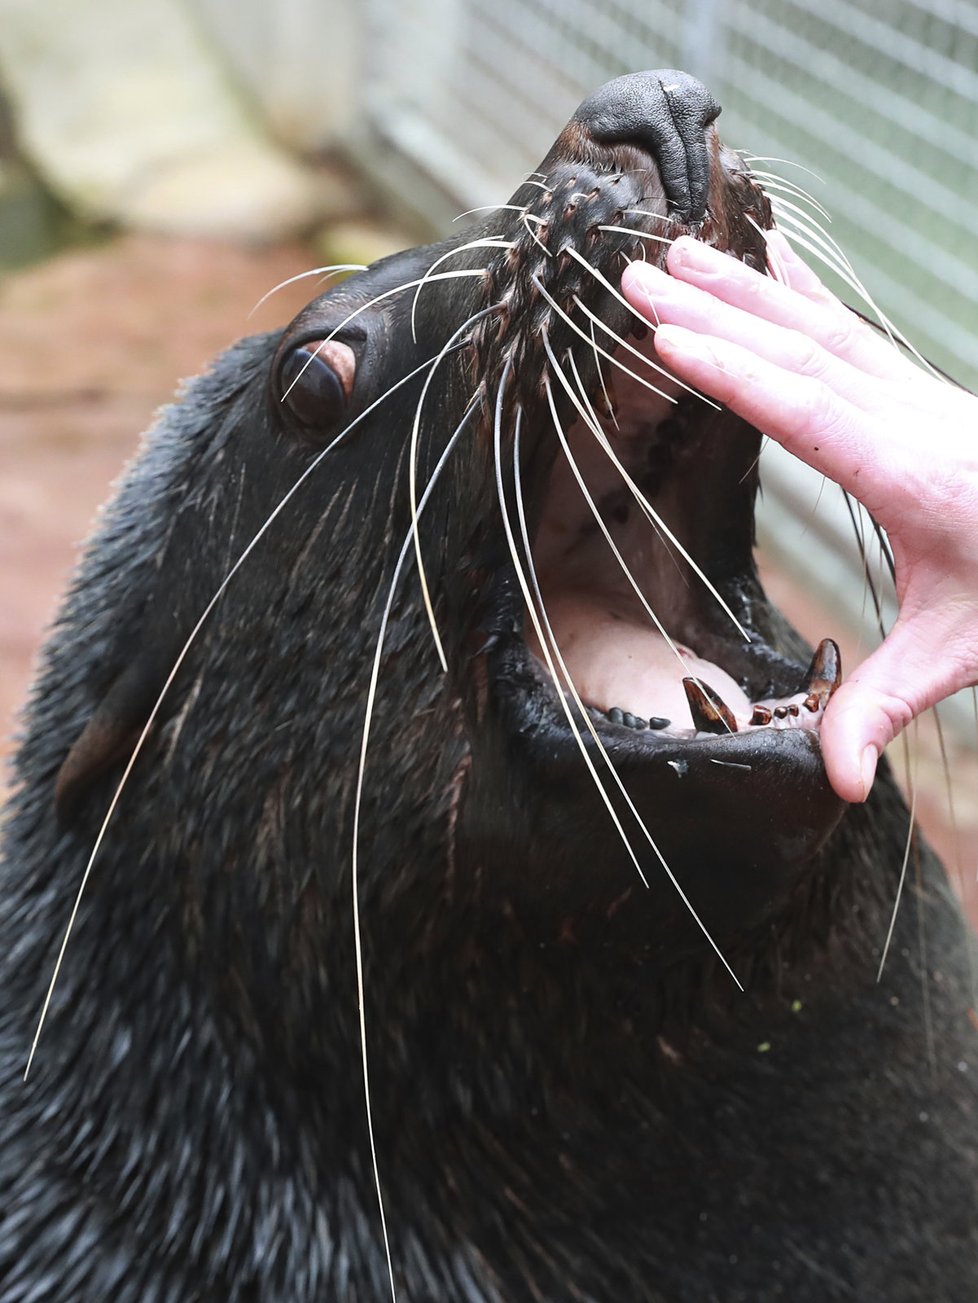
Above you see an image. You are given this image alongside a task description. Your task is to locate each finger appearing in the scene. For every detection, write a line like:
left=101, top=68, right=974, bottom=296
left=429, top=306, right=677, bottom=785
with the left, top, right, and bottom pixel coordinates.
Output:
left=821, top=614, right=978, bottom=802
left=650, top=323, right=879, bottom=496
left=635, top=237, right=908, bottom=382
left=624, top=260, right=872, bottom=405
left=764, top=231, right=837, bottom=305
left=820, top=678, right=914, bottom=804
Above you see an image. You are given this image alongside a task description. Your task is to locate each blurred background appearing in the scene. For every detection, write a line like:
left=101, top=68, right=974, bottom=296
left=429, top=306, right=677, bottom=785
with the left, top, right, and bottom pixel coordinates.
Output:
left=0, top=0, right=976, bottom=913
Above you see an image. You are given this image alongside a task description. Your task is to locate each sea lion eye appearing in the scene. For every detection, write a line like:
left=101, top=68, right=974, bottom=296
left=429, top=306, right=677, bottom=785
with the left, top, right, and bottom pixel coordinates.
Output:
left=278, top=338, right=356, bottom=429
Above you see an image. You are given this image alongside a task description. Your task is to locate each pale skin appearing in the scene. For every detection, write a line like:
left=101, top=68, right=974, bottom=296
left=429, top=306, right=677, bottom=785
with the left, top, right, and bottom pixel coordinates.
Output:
left=621, top=231, right=978, bottom=805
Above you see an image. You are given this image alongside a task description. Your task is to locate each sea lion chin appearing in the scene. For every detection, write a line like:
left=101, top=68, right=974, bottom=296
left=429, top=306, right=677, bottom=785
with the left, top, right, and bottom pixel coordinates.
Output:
left=1, top=70, right=976, bottom=1303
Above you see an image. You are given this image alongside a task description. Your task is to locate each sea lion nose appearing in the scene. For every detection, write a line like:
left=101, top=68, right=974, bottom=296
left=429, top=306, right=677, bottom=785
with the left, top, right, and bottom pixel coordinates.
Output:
left=573, top=70, right=721, bottom=223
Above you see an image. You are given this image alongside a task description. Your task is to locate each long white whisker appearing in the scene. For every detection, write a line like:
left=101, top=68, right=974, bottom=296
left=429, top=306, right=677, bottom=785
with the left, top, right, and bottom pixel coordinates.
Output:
left=622, top=207, right=679, bottom=223
left=523, top=213, right=551, bottom=255
left=409, top=306, right=502, bottom=671
left=749, top=172, right=832, bottom=223
left=248, top=264, right=366, bottom=317
left=494, top=377, right=650, bottom=889
left=531, top=274, right=676, bottom=403
left=741, top=155, right=825, bottom=185
left=351, top=401, right=474, bottom=1303
left=564, top=349, right=680, bottom=566
left=598, top=225, right=675, bottom=245
left=751, top=218, right=789, bottom=286
left=570, top=291, right=720, bottom=407
left=588, top=316, right=619, bottom=432
left=541, top=345, right=700, bottom=681
left=453, top=203, right=528, bottom=222
left=773, top=207, right=949, bottom=383
left=507, top=399, right=742, bottom=987
left=770, top=205, right=876, bottom=296
left=771, top=203, right=943, bottom=375
left=877, top=728, right=918, bottom=981
left=545, top=334, right=751, bottom=644
left=768, top=192, right=841, bottom=241
left=561, top=246, right=719, bottom=407
left=282, top=271, right=488, bottom=402
left=544, top=357, right=734, bottom=736
left=410, top=239, right=512, bottom=344
left=564, top=245, right=688, bottom=349
left=24, top=351, right=445, bottom=1081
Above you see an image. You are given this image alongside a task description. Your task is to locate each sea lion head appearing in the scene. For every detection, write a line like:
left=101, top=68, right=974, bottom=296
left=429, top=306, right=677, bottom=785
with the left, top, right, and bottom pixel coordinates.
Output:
left=49, top=71, right=847, bottom=989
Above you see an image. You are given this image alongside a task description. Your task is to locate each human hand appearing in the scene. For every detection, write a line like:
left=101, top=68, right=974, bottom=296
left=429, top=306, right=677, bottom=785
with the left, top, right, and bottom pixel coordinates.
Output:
left=621, top=232, right=978, bottom=804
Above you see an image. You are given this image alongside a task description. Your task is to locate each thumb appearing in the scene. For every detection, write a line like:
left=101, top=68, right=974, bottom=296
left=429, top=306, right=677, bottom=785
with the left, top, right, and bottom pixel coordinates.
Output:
left=820, top=674, right=913, bottom=804
left=820, top=615, right=963, bottom=803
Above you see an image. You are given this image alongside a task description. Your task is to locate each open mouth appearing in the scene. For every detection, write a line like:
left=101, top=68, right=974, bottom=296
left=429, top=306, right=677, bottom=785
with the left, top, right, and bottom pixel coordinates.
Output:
left=481, top=304, right=847, bottom=896
left=462, top=71, right=844, bottom=785
left=462, top=71, right=846, bottom=925
left=524, top=355, right=843, bottom=750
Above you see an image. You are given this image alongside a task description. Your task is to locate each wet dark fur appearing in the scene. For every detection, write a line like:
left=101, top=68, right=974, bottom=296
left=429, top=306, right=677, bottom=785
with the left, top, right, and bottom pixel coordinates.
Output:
left=1, top=72, right=976, bottom=1301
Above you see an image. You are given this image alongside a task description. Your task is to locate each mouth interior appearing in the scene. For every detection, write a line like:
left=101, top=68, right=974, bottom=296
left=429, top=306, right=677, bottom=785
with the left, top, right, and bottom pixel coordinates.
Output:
left=525, top=348, right=832, bottom=740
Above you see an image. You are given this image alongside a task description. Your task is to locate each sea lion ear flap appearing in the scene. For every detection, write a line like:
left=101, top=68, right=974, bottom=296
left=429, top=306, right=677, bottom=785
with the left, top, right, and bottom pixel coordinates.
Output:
left=54, top=660, right=159, bottom=827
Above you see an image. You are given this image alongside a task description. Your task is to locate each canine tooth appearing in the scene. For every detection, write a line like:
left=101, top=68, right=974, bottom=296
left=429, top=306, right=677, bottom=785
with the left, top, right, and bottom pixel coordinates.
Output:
left=648, top=716, right=671, bottom=730
left=750, top=705, right=772, bottom=726
left=682, top=679, right=738, bottom=735
left=802, top=694, right=820, bottom=713
left=805, top=638, right=841, bottom=699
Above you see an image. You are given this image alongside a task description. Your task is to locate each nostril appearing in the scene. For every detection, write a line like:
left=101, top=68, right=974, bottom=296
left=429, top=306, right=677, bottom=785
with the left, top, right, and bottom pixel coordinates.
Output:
left=573, top=69, right=722, bottom=224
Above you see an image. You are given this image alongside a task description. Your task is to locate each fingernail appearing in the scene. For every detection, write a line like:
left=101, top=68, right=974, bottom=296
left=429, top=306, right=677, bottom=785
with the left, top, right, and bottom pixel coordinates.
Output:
left=624, top=261, right=670, bottom=292
left=859, top=744, right=878, bottom=801
left=670, top=237, right=724, bottom=270
left=654, top=325, right=721, bottom=367
left=765, top=230, right=792, bottom=259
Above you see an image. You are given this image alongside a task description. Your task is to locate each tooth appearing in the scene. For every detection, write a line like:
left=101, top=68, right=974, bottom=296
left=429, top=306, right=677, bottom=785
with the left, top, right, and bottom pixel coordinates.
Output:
left=805, top=638, right=842, bottom=700
left=773, top=705, right=788, bottom=719
left=607, top=707, right=625, bottom=725
left=802, top=694, right=820, bottom=713
left=648, top=716, right=671, bottom=730
left=787, top=703, right=800, bottom=717
left=623, top=712, right=645, bottom=730
left=683, top=678, right=738, bottom=735
left=750, top=705, right=772, bottom=726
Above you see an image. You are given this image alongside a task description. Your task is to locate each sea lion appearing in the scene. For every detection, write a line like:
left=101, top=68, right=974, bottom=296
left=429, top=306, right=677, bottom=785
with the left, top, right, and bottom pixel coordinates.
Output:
left=1, top=69, right=975, bottom=1302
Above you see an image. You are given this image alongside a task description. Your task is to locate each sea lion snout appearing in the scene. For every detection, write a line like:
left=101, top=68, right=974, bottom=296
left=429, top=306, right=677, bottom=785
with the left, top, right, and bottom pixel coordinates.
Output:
left=573, top=69, right=721, bottom=222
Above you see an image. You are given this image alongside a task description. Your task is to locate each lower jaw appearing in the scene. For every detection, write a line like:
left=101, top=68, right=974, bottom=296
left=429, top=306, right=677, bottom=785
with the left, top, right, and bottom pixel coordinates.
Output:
left=527, top=600, right=842, bottom=744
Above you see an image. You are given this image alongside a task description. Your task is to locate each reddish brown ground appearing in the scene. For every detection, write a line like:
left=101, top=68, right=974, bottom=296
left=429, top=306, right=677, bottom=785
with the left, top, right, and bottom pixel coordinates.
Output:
left=0, top=235, right=315, bottom=768
left=2, top=235, right=975, bottom=928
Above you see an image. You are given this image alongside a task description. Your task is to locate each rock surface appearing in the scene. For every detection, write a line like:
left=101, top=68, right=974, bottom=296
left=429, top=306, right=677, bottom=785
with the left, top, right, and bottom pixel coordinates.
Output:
left=0, top=0, right=331, bottom=238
